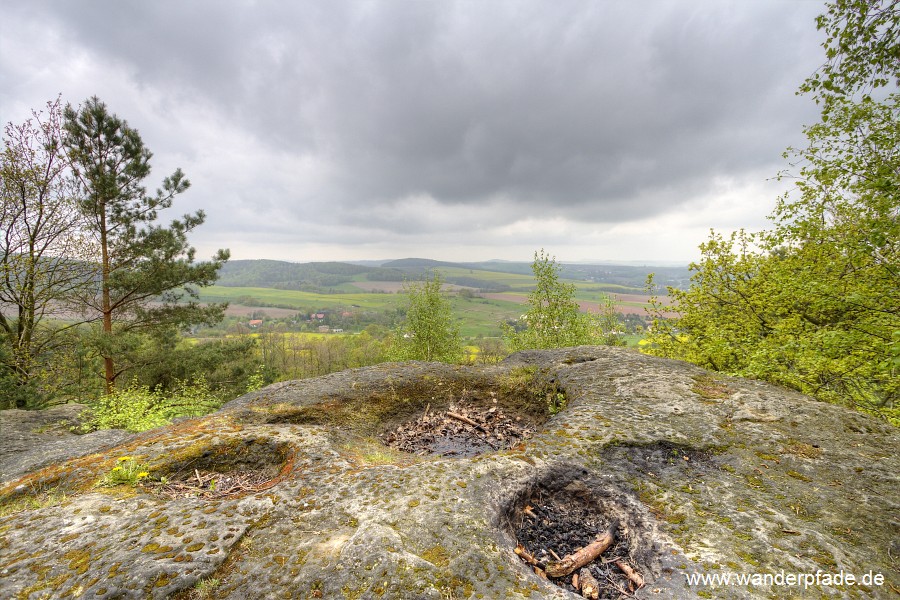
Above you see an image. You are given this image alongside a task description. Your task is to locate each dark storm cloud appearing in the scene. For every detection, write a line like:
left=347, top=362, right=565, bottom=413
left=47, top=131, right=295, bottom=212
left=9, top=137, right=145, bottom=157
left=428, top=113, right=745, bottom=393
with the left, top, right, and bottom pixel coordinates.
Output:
left=1, top=0, right=827, bottom=259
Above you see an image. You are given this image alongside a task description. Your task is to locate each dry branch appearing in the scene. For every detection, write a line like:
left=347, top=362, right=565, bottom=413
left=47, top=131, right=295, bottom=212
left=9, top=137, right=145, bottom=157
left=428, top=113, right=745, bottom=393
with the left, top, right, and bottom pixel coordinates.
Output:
left=544, top=520, right=618, bottom=578
left=614, top=560, right=644, bottom=589
left=604, top=571, right=635, bottom=598
left=155, top=469, right=278, bottom=500
left=514, top=544, right=543, bottom=569
left=446, top=411, right=486, bottom=431
left=577, top=567, right=600, bottom=599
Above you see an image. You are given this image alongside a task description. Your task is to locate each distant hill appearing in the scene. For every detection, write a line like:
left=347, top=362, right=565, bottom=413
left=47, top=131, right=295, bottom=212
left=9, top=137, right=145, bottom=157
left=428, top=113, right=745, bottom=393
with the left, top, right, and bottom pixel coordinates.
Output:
left=216, top=258, right=691, bottom=293
left=379, top=258, right=512, bottom=278
left=381, top=258, right=458, bottom=269
left=217, top=260, right=388, bottom=290
left=463, top=260, right=691, bottom=291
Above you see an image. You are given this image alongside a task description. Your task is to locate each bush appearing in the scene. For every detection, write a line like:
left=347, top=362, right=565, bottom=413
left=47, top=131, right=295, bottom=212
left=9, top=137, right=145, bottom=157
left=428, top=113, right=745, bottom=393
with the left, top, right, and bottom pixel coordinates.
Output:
left=391, top=272, right=463, bottom=363
left=503, top=250, right=624, bottom=350
left=132, top=334, right=264, bottom=401
left=80, top=378, right=221, bottom=433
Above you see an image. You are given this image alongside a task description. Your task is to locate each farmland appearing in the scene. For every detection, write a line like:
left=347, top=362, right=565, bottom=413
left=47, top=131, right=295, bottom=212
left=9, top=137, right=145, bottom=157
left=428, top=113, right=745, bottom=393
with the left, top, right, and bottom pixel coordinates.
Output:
left=197, top=259, right=681, bottom=339
left=198, top=284, right=526, bottom=337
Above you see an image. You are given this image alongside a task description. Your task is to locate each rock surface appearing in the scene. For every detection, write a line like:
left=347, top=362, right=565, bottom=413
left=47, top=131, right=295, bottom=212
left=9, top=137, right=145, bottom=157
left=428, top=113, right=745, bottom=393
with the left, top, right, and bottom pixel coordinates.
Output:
left=0, top=404, right=132, bottom=485
left=0, top=347, right=897, bottom=599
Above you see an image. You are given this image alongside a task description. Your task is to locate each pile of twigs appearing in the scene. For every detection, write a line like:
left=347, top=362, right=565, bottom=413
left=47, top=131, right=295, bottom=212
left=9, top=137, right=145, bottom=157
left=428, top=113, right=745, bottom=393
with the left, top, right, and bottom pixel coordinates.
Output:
left=381, top=400, right=534, bottom=456
left=515, top=498, right=645, bottom=599
left=153, top=468, right=278, bottom=500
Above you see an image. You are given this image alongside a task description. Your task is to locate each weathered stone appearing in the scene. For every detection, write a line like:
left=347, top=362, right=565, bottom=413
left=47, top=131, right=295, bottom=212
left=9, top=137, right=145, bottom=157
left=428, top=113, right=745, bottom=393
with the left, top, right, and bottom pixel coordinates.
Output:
left=0, top=347, right=897, bottom=599
left=0, top=404, right=133, bottom=485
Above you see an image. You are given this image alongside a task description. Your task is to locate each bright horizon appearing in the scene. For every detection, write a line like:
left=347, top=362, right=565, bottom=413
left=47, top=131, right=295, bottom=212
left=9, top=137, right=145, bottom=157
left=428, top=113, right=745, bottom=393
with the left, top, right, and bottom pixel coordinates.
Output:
left=221, top=256, right=691, bottom=267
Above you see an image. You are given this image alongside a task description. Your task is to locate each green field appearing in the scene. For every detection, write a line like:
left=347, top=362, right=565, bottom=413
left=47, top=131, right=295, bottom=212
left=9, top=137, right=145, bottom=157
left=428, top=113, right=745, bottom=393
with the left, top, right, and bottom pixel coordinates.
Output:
left=199, top=285, right=405, bottom=311
left=437, top=266, right=537, bottom=289
left=200, top=263, right=657, bottom=339
left=448, top=295, right=523, bottom=337
left=200, top=284, right=526, bottom=337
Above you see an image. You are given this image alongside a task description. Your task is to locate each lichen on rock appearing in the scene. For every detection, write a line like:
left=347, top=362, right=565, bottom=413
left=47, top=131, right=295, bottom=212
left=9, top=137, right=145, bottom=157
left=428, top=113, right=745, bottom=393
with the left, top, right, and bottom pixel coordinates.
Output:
left=0, top=347, right=897, bottom=599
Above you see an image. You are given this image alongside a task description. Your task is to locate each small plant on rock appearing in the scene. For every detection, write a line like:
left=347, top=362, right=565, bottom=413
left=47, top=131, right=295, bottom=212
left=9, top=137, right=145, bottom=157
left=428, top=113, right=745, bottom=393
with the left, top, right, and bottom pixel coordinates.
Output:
left=192, top=578, right=221, bottom=599
left=548, top=391, right=567, bottom=415
left=97, top=456, right=151, bottom=487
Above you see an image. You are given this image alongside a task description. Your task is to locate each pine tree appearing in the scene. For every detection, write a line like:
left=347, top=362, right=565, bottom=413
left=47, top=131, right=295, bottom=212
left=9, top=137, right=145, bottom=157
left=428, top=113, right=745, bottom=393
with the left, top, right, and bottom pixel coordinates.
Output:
left=63, top=97, right=229, bottom=392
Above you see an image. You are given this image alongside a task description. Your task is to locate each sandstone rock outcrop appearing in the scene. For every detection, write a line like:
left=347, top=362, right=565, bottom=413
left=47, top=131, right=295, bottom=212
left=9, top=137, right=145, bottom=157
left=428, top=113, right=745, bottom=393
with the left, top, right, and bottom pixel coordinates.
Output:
left=0, top=347, right=897, bottom=599
left=0, top=403, right=131, bottom=485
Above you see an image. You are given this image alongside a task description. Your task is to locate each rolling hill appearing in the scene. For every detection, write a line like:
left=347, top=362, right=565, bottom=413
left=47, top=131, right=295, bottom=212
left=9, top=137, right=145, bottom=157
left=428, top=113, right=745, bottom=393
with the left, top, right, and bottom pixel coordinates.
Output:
left=218, top=258, right=690, bottom=294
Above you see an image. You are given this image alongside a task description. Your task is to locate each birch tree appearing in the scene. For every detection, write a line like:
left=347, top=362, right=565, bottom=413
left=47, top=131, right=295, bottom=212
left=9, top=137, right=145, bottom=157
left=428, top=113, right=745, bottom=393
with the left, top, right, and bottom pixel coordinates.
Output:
left=0, top=97, right=89, bottom=407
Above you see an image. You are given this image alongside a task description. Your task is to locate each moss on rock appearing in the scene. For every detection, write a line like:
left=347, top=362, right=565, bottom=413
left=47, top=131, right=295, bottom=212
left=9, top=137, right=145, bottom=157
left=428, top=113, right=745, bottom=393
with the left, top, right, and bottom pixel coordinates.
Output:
left=0, top=347, right=896, bottom=599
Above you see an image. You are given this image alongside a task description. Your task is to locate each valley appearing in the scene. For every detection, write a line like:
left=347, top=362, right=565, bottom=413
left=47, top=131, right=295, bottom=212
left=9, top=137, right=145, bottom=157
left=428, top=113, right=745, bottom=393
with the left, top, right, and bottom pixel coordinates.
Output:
left=197, top=258, right=684, bottom=340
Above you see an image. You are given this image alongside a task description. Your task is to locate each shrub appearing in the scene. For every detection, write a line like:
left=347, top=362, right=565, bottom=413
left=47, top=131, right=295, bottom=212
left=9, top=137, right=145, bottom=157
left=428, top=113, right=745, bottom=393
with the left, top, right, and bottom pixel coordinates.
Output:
left=391, top=271, right=463, bottom=363
left=80, top=378, right=221, bottom=433
left=503, top=249, right=624, bottom=351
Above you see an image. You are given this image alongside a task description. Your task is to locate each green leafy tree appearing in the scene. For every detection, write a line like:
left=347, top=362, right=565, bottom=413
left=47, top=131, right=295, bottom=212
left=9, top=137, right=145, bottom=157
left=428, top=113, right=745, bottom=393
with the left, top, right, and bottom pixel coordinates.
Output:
left=645, top=0, right=899, bottom=423
left=591, top=294, right=627, bottom=347
left=643, top=231, right=775, bottom=373
left=62, top=97, right=229, bottom=392
left=392, top=271, right=462, bottom=362
left=800, top=0, right=898, bottom=100
left=503, top=249, right=623, bottom=351
left=0, top=97, right=92, bottom=407
left=113, top=327, right=264, bottom=401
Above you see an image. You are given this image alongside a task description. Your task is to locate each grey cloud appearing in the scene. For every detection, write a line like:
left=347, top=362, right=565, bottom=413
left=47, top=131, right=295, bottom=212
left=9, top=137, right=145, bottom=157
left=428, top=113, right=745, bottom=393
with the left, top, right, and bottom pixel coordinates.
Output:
left=2, top=0, right=828, bottom=259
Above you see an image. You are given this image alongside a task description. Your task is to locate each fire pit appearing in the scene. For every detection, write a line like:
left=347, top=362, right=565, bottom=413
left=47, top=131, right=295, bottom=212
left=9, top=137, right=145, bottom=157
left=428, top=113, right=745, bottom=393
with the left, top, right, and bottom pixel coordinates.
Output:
left=504, top=465, right=665, bottom=598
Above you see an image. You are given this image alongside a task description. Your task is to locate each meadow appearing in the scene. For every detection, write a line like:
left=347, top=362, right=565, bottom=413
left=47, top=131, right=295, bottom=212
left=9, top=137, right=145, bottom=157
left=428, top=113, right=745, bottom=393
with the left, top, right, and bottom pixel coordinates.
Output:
left=198, top=263, right=663, bottom=339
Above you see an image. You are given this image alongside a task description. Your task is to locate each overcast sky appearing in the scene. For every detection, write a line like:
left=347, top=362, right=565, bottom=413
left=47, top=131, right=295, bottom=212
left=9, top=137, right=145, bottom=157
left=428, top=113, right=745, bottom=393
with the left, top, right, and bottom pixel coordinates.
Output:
left=1, top=0, right=828, bottom=264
